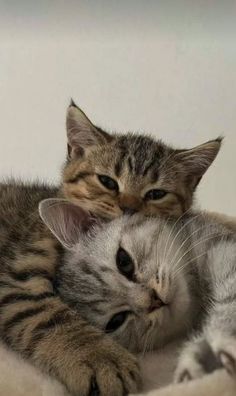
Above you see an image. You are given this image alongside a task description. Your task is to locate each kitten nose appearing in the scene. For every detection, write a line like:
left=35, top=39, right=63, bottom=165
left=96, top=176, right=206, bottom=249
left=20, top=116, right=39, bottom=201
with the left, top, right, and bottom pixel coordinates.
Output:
left=149, top=289, right=164, bottom=313
left=119, top=206, right=138, bottom=215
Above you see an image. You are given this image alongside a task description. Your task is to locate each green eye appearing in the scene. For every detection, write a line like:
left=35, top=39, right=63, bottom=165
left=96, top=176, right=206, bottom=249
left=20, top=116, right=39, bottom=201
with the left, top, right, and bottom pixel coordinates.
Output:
left=145, top=189, right=167, bottom=201
left=105, top=311, right=130, bottom=333
left=116, top=247, right=134, bottom=280
left=98, top=175, right=119, bottom=191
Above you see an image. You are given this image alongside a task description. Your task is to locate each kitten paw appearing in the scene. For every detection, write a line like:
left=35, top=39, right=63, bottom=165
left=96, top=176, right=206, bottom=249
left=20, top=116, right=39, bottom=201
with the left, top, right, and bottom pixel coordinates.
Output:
left=69, top=336, right=142, bottom=396
left=175, top=338, right=222, bottom=383
left=209, top=333, right=236, bottom=376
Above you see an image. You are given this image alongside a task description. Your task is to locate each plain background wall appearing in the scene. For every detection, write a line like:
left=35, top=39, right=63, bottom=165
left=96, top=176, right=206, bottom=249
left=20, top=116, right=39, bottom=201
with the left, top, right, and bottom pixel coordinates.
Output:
left=0, top=1, right=235, bottom=215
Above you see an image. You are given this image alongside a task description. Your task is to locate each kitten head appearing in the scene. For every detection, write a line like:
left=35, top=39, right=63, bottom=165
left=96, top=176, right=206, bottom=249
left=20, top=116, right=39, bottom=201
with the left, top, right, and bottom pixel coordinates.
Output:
left=39, top=198, right=195, bottom=352
left=62, top=101, right=222, bottom=219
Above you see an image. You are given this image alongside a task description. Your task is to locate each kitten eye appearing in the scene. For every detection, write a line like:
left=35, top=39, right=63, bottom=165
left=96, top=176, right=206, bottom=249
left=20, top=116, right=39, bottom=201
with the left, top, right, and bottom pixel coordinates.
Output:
left=98, top=175, right=119, bottom=191
left=116, top=247, right=134, bottom=280
left=105, top=311, right=130, bottom=333
left=145, top=189, right=167, bottom=201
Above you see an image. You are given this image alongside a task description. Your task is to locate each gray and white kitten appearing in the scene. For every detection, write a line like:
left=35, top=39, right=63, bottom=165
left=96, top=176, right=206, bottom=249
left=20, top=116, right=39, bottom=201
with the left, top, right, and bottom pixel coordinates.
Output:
left=40, top=198, right=236, bottom=383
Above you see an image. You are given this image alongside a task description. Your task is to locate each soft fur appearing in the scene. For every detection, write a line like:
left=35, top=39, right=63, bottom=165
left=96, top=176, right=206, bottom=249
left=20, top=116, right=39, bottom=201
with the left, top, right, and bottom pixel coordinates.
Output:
left=0, top=182, right=140, bottom=395
left=0, top=102, right=229, bottom=396
left=63, top=101, right=221, bottom=218
left=40, top=198, right=236, bottom=388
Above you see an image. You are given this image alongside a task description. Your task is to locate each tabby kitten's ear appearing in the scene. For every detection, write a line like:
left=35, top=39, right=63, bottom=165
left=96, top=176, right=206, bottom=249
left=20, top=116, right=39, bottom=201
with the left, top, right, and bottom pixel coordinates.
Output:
left=176, top=138, right=222, bottom=187
left=39, top=198, right=99, bottom=249
left=66, top=100, right=112, bottom=159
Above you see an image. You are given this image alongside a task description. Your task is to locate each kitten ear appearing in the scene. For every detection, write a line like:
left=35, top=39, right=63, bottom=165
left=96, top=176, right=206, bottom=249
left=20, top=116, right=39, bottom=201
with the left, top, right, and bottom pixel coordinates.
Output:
left=176, top=137, right=222, bottom=186
left=39, top=198, right=99, bottom=249
left=66, top=100, right=112, bottom=159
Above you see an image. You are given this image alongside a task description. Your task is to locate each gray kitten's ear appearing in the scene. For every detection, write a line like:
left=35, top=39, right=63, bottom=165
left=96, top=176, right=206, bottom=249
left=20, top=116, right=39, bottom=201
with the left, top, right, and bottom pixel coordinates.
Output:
left=39, top=198, right=99, bottom=249
left=66, top=100, right=112, bottom=159
left=176, top=137, right=222, bottom=184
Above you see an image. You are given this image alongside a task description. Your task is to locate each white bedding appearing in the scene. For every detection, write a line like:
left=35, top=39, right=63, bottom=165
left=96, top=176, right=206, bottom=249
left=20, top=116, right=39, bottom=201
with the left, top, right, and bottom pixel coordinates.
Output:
left=0, top=339, right=235, bottom=396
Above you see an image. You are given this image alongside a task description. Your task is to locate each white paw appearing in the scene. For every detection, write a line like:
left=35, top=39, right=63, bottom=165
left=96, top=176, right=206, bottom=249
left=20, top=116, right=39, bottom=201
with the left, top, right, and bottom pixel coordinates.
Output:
left=174, top=338, right=222, bottom=383
left=208, top=332, right=236, bottom=375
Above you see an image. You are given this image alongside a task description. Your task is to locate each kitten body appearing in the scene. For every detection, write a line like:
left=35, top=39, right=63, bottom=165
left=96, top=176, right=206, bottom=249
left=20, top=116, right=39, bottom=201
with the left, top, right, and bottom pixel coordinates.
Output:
left=0, top=181, right=141, bottom=396
left=0, top=102, right=223, bottom=395
left=40, top=198, right=236, bottom=383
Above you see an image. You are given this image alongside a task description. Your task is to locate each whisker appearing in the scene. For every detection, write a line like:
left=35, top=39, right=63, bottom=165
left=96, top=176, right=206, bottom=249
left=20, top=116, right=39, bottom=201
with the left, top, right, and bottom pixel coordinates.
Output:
left=171, top=251, right=208, bottom=279
left=168, top=222, right=217, bottom=269
left=163, top=208, right=194, bottom=261
left=164, top=212, right=202, bottom=264
left=171, top=232, right=228, bottom=277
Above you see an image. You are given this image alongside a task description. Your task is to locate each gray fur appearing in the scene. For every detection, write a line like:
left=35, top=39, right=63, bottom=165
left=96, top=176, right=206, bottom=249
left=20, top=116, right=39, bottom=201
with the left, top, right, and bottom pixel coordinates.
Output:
left=41, top=199, right=236, bottom=371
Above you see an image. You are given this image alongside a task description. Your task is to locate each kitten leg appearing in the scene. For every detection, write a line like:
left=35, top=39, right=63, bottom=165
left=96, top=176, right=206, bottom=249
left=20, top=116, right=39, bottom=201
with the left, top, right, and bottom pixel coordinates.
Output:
left=175, top=300, right=236, bottom=383
left=0, top=239, right=141, bottom=396
left=175, top=239, right=236, bottom=383
left=1, top=294, right=141, bottom=396
left=174, top=335, right=222, bottom=383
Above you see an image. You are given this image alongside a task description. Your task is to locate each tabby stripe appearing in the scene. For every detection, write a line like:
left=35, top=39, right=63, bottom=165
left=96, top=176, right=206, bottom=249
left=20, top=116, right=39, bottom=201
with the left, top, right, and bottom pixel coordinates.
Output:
left=0, top=244, right=16, bottom=260
left=128, top=157, right=134, bottom=172
left=142, top=158, right=157, bottom=176
left=21, top=247, right=49, bottom=257
left=25, top=308, right=69, bottom=356
left=0, top=280, right=13, bottom=288
left=115, top=150, right=127, bottom=176
left=2, top=305, right=47, bottom=334
left=114, top=161, right=122, bottom=177
left=24, top=308, right=79, bottom=358
left=9, top=268, right=53, bottom=282
left=33, top=308, right=69, bottom=333
left=92, top=271, right=107, bottom=286
left=0, top=292, right=55, bottom=306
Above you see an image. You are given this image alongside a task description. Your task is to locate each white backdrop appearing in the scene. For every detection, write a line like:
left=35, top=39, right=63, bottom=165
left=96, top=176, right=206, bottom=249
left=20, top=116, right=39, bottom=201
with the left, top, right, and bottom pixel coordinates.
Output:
left=0, top=1, right=235, bottom=215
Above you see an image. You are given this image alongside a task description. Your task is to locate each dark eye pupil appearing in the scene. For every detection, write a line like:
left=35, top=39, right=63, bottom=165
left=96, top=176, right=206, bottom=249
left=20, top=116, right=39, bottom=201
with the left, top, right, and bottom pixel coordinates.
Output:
left=116, top=248, right=134, bottom=280
left=105, top=311, right=129, bottom=333
left=145, top=189, right=167, bottom=201
left=98, top=175, right=118, bottom=191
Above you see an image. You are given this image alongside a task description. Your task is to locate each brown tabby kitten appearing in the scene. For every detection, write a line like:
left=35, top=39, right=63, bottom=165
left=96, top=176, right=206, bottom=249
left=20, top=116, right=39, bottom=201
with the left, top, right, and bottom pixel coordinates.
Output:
left=63, top=101, right=222, bottom=219
left=0, top=182, right=140, bottom=396
left=0, top=102, right=221, bottom=396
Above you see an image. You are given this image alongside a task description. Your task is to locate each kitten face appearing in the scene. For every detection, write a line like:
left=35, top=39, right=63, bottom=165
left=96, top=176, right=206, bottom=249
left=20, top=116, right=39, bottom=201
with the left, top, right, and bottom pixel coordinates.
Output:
left=62, top=102, right=221, bottom=219
left=40, top=200, right=194, bottom=353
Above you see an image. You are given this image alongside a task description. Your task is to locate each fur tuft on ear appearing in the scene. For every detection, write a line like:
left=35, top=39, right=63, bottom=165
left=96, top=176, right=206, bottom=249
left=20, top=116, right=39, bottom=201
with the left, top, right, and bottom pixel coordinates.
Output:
left=39, top=198, right=100, bottom=249
left=66, top=101, right=112, bottom=159
left=175, top=137, right=222, bottom=184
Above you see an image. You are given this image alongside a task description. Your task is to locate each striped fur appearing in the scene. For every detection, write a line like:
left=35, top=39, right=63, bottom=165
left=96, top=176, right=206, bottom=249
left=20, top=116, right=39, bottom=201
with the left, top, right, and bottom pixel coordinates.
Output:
left=0, top=103, right=226, bottom=395
left=39, top=200, right=236, bottom=384
left=62, top=102, right=222, bottom=219
left=0, top=181, right=140, bottom=396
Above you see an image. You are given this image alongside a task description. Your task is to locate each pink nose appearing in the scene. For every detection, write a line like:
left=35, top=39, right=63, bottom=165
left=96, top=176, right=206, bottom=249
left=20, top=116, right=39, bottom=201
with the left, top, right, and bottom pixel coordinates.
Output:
left=148, top=289, right=165, bottom=313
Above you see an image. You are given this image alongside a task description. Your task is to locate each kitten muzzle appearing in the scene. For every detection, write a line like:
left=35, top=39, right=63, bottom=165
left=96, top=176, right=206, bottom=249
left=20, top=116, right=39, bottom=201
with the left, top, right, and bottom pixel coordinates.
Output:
left=148, top=289, right=166, bottom=313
